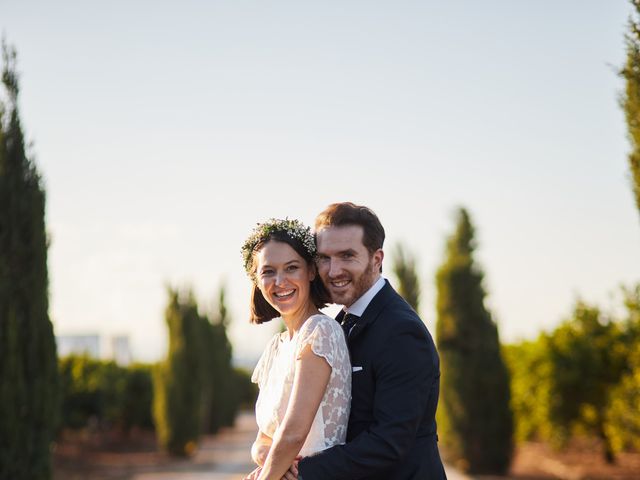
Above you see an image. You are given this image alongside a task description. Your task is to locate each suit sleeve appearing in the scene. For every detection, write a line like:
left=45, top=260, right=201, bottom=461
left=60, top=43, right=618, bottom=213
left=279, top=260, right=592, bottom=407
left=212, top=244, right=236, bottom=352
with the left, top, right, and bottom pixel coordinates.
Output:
left=298, top=321, right=436, bottom=480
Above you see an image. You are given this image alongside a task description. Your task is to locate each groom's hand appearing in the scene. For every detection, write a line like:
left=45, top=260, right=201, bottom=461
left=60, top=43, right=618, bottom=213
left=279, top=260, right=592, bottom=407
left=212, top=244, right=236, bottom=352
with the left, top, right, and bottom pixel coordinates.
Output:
left=282, top=455, right=302, bottom=480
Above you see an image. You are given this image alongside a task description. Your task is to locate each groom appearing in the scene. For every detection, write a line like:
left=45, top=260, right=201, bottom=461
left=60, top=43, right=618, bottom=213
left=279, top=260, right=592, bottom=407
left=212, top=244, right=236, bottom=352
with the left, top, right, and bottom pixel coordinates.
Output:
left=288, top=202, right=446, bottom=480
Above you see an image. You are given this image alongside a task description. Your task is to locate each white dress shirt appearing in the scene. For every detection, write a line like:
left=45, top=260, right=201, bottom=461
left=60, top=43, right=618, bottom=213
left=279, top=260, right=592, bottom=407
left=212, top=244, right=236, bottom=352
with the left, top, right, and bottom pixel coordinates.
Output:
left=344, top=276, right=386, bottom=317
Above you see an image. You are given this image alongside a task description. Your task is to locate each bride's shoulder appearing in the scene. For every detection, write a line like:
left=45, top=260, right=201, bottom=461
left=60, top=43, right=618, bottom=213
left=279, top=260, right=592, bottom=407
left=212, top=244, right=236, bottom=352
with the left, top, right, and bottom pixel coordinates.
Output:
left=303, top=313, right=340, bottom=332
left=264, top=328, right=284, bottom=350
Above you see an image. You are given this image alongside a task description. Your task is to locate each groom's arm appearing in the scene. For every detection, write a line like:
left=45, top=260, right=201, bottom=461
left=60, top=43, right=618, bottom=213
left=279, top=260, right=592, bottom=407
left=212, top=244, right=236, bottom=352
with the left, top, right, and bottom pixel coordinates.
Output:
left=297, top=322, right=437, bottom=480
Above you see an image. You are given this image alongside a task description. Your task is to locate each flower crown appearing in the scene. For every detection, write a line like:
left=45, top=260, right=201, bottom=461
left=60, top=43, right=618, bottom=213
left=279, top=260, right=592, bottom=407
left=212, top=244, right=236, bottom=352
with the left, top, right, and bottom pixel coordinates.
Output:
left=241, top=218, right=316, bottom=279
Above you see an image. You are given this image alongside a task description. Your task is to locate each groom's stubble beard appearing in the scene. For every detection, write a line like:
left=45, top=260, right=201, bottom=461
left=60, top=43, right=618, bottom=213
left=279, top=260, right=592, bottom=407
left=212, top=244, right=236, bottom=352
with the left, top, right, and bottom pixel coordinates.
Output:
left=329, top=255, right=379, bottom=308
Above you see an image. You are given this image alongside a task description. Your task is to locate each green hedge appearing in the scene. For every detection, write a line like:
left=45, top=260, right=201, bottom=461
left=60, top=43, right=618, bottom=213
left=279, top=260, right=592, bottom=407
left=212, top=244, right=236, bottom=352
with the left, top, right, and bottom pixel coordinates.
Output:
left=58, top=355, right=153, bottom=431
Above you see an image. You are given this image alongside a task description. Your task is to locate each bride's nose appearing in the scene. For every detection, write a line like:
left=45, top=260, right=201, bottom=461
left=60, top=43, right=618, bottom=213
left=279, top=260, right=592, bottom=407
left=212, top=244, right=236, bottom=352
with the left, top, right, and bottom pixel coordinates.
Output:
left=275, top=270, right=287, bottom=286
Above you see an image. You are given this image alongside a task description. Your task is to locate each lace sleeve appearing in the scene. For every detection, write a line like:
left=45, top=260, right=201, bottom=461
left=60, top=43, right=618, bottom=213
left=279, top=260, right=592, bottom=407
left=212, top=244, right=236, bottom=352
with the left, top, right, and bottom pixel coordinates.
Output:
left=252, top=333, right=280, bottom=389
left=296, top=315, right=343, bottom=369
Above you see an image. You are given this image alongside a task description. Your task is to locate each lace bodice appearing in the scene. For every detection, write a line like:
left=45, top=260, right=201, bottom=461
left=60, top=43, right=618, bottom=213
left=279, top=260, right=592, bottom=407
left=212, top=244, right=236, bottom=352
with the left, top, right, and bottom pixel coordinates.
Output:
left=251, top=314, right=352, bottom=456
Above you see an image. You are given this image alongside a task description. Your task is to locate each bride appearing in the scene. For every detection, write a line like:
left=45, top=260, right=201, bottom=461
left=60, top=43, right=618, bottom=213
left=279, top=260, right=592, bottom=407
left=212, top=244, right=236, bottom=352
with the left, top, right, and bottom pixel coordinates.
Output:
left=241, top=219, right=351, bottom=480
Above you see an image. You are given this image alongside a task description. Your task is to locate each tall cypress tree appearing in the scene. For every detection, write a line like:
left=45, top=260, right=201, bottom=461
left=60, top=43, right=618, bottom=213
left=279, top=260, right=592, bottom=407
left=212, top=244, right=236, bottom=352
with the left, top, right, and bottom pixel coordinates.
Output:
left=0, top=42, right=59, bottom=480
left=435, top=208, right=513, bottom=474
left=152, top=288, right=203, bottom=456
left=198, top=309, right=216, bottom=434
left=391, top=242, right=421, bottom=312
left=622, top=0, right=640, bottom=218
left=207, top=284, right=236, bottom=432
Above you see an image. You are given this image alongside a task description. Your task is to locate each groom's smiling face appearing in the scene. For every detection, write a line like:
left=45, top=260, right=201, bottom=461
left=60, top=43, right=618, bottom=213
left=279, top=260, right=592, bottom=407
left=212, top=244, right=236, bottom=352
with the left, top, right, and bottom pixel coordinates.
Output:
left=315, top=225, right=383, bottom=308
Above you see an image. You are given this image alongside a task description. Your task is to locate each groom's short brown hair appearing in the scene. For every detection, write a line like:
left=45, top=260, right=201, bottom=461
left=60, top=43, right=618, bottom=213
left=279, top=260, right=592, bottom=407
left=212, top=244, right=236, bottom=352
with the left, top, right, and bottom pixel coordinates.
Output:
left=315, top=202, right=385, bottom=254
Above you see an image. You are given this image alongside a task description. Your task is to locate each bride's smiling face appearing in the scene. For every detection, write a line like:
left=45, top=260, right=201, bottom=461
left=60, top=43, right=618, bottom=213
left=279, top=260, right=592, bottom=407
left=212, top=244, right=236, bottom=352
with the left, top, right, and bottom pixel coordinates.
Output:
left=255, top=240, right=315, bottom=318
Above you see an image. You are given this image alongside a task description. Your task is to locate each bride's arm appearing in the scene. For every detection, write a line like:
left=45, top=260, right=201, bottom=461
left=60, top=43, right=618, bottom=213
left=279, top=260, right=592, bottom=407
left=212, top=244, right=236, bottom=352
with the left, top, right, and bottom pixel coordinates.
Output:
left=251, top=430, right=273, bottom=466
left=257, top=344, right=331, bottom=480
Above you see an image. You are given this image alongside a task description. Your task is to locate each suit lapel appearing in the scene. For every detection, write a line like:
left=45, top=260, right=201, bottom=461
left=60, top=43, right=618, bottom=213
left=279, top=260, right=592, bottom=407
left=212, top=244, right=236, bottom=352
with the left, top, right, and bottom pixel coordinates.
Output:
left=347, top=280, right=394, bottom=342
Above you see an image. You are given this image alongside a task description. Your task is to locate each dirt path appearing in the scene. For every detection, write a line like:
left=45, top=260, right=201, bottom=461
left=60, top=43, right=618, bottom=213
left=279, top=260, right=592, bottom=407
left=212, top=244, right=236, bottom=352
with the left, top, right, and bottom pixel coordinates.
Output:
left=131, top=412, right=257, bottom=480
left=134, top=412, right=469, bottom=480
left=55, top=411, right=470, bottom=480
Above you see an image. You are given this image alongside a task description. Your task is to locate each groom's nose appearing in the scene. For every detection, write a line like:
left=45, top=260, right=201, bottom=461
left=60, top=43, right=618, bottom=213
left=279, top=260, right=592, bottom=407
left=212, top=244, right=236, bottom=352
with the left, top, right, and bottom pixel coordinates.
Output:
left=327, top=259, right=343, bottom=278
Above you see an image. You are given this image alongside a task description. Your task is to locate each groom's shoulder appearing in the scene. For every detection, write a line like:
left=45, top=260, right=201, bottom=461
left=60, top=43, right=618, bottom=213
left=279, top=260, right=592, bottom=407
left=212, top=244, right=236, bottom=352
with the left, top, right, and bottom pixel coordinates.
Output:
left=378, top=285, right=424, bottom=321
left=375, top=289, right=432, bottom=338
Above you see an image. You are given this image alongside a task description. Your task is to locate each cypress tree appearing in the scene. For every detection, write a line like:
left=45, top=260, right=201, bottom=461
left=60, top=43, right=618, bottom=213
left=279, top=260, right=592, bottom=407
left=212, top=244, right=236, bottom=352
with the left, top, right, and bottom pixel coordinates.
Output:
left=435, top=208, right=513, bottom=474
left=622, top=0, right=640, bottom=219
left=152, top=288, right=203, bottom=456
left=391, top=242, right=421, bottom=312
left=207, top=284, right=236, bottom=432
left=0, top=42, right=59, bottom=480
left=197, top=310, right=216, bottom=434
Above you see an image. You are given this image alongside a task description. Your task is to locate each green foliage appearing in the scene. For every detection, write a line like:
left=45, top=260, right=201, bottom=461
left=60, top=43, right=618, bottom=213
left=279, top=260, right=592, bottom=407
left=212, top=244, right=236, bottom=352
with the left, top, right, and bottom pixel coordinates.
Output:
left=503, top=340, right=554, bottom=444
left=435, top=208, right=513, bottom=475
left=544, top=303, right=627, bottom=462
left=234, top=366, right=259, bottom=410
left=606, top=344, right=640, bottom=452
left=122, top=364, right=155, bottom=430
left=0, top=41, right=59, bottom=480
left=153, top=288, right=204, bottom=456
left=621, top=0, right=640, bottom=218
left=391, top=242, right=421, bottom=312
left=605, top=285, right=640, bottom=453
left=152, top=284, right=245, bottom=455
left=207, top=284, right=241, bottom=432
left=506, top=285, right=640, bottom=461
left=58, top=355, right=153, bottom=431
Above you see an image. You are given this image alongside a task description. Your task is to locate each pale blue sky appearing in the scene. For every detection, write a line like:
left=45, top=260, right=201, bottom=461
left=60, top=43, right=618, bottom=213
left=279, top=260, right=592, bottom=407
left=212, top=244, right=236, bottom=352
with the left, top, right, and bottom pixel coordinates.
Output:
left=3, top=1, right=639, bottom=364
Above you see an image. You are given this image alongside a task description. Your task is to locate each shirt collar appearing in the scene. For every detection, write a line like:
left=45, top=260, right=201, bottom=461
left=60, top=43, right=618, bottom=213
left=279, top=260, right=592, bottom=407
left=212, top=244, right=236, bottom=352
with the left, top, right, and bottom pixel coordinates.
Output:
left=344, top=276, right=386, bottom=317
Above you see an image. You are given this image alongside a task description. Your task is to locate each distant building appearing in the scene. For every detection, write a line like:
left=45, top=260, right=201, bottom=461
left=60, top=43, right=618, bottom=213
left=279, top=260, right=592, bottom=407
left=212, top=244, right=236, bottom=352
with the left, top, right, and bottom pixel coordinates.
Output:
left=56, top=334, right=100, bottom=358
left=56, top=333, right=132, bottom=365
left=108, top=335, right=132, bottom=366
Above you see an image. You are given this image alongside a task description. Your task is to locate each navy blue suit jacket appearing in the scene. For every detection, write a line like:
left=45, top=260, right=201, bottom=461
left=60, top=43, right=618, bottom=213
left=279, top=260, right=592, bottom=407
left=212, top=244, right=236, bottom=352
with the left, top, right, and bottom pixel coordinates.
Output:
left=298, top=280, right=447, bottom=480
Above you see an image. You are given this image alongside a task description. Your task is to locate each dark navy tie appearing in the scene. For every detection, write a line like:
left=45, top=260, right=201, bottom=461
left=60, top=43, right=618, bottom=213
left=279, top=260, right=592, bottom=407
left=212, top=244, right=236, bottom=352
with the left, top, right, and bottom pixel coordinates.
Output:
left=341, top=313, right=360, bottom=338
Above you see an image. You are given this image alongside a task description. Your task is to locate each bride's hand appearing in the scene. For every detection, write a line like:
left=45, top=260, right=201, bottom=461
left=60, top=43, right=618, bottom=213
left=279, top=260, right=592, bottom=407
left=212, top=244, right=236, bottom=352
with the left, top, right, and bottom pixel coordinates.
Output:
left=244, top=466, right=262, bottom=480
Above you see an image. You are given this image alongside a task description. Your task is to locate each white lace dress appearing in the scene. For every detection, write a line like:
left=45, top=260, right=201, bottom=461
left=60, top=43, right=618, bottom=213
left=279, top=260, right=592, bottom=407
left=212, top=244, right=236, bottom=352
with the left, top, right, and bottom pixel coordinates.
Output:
left=251, top=313, right=352, bottom=456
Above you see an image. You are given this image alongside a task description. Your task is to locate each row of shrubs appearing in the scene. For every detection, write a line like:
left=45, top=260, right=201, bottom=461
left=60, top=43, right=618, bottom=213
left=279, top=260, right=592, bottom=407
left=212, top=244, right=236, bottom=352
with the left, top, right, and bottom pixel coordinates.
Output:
left=506, top=284, right=640, bottom=462
left=58, top=354, right=256, bottom=435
